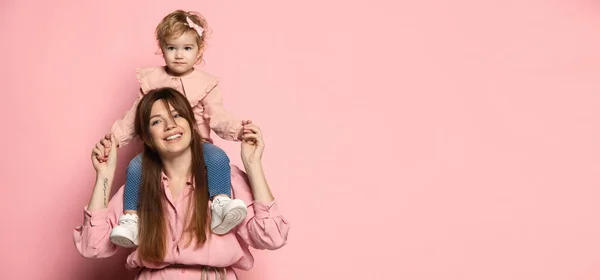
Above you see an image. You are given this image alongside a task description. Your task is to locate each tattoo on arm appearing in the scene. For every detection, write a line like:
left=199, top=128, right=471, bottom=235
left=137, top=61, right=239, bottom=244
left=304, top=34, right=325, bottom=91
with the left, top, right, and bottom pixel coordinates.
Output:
left=103, top=178, right=108, bottom=206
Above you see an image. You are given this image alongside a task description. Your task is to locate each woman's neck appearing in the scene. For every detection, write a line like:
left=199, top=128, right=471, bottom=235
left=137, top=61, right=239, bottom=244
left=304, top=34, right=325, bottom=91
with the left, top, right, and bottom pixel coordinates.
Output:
left=161, top=148, right=193, bottom=181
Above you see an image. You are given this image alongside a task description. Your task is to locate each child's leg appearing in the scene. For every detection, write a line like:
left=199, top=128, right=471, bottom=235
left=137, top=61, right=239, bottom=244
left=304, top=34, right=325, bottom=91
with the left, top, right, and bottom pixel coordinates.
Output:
left=203, top=143, right=248, bottom=235
left=109, top=153, right=142, bottom=248
left=203, top=143, right=233, bottom=199
left=123, top=153, right=142, bottom=213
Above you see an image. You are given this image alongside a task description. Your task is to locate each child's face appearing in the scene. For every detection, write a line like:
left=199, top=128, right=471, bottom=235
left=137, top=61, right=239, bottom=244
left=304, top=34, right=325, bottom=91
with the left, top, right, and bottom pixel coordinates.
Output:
left=161, top=31, right=201, bottom=76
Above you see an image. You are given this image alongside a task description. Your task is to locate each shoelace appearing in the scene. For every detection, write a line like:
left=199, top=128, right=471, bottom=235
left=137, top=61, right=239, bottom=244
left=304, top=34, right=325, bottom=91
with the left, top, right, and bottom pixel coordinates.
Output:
left=213, top=198, right=227, bottom=208
left=119, top=219, right=137, bottom=226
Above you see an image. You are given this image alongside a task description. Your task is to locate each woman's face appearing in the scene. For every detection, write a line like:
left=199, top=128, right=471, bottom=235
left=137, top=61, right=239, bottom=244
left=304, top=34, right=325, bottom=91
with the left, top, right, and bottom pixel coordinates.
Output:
left=147, top=100, right=192, bottom=156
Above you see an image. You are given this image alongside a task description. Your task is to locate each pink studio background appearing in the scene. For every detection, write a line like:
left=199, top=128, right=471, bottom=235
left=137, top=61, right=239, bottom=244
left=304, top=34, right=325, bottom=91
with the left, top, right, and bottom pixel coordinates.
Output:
left=1, top=0, right=600, bottom=279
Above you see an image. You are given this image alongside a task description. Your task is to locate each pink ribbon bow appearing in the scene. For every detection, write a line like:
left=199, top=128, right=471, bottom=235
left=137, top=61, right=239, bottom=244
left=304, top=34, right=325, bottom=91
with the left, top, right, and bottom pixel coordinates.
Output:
left=186, top=17, right=204, bottom=37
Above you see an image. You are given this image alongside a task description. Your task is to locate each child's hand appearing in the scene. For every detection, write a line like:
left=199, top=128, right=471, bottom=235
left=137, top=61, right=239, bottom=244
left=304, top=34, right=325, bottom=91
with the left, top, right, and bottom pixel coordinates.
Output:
left=105, top=133, right=120, bottom=148
left=240, top=123, right=264, bottom=165
left=95, top=133, right=113, bottom=163
left=237, top=120, right=253, bottom=140
left=92, top=133, right=118, bottom=176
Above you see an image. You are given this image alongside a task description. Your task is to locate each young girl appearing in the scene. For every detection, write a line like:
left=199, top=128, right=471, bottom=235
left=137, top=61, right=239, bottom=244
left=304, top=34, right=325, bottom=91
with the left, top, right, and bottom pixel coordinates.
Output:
left=98, top=10, right=249, bottom=248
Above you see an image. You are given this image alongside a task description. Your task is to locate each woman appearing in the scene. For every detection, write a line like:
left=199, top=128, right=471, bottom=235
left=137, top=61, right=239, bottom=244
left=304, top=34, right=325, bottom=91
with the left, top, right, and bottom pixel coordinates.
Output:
left=73, top=87, right=290, bottom=279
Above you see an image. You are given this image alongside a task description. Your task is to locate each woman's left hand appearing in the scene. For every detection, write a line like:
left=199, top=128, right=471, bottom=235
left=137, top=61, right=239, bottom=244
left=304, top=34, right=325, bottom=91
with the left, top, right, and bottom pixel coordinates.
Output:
left=240, top=123, right=265, bottom=165
left=236, top=120, right=252, bottom=140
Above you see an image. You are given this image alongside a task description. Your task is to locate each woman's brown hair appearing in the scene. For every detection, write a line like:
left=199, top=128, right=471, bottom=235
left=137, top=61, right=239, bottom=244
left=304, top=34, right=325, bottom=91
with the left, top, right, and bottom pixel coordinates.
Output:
left=134, top=87, right=209, bottom=262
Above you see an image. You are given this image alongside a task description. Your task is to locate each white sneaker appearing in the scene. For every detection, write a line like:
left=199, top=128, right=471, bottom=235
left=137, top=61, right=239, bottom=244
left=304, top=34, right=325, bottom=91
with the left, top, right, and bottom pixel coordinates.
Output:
left=211, top=196, right=247, bottom=235
left=109, top=213, right=139, bottom=248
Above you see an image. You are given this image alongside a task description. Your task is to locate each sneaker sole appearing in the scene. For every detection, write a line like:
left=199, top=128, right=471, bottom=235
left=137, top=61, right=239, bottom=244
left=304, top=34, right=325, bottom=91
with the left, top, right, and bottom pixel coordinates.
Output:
left=110, top=235, right=137, bottom=248
left=212, top=207, right=247, bottom=235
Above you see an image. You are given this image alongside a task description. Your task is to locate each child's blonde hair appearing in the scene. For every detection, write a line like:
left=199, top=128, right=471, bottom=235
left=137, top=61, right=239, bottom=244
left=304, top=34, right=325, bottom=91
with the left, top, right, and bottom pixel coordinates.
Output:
left=155, top=10, right=209, bottom=63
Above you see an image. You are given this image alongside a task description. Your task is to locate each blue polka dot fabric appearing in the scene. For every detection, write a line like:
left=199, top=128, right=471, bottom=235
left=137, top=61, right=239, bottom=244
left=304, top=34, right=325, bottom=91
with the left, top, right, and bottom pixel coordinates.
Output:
left=202, top=143, right=232, bottom=198
left=122, top=143, right=233, bottom=211
left=123, top=153, right=143, bottom=210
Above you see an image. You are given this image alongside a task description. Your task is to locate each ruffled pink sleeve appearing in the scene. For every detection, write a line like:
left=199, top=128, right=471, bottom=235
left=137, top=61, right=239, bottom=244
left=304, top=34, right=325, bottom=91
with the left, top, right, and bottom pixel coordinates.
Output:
left=230, top=166, right=291, bottom=250
left=200, top=84, right=243, bottom=141
left=73, top=186, right=125, bottom=258
left=110, top=89, right=144, bottom=147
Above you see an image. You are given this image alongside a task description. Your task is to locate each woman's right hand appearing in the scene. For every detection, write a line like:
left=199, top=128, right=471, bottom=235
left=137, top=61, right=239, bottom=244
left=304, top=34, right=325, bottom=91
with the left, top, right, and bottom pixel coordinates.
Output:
left=91, top=133, right=118, bottom=177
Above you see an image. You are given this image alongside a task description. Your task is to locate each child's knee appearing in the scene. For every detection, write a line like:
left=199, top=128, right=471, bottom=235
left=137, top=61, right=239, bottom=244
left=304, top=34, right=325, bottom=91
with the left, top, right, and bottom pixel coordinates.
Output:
left=127, top=154, right=143, bottom=173
left=204, top=146, right=230, bottom=167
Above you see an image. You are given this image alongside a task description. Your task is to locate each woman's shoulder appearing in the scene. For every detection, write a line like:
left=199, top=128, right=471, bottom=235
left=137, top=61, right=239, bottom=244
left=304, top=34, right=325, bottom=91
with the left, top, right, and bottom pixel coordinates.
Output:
left=229, top=165, right=253, bottom=202
left=230, top=164, right=244, bottom=175
left=230, top=165, right=249, bottom=186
